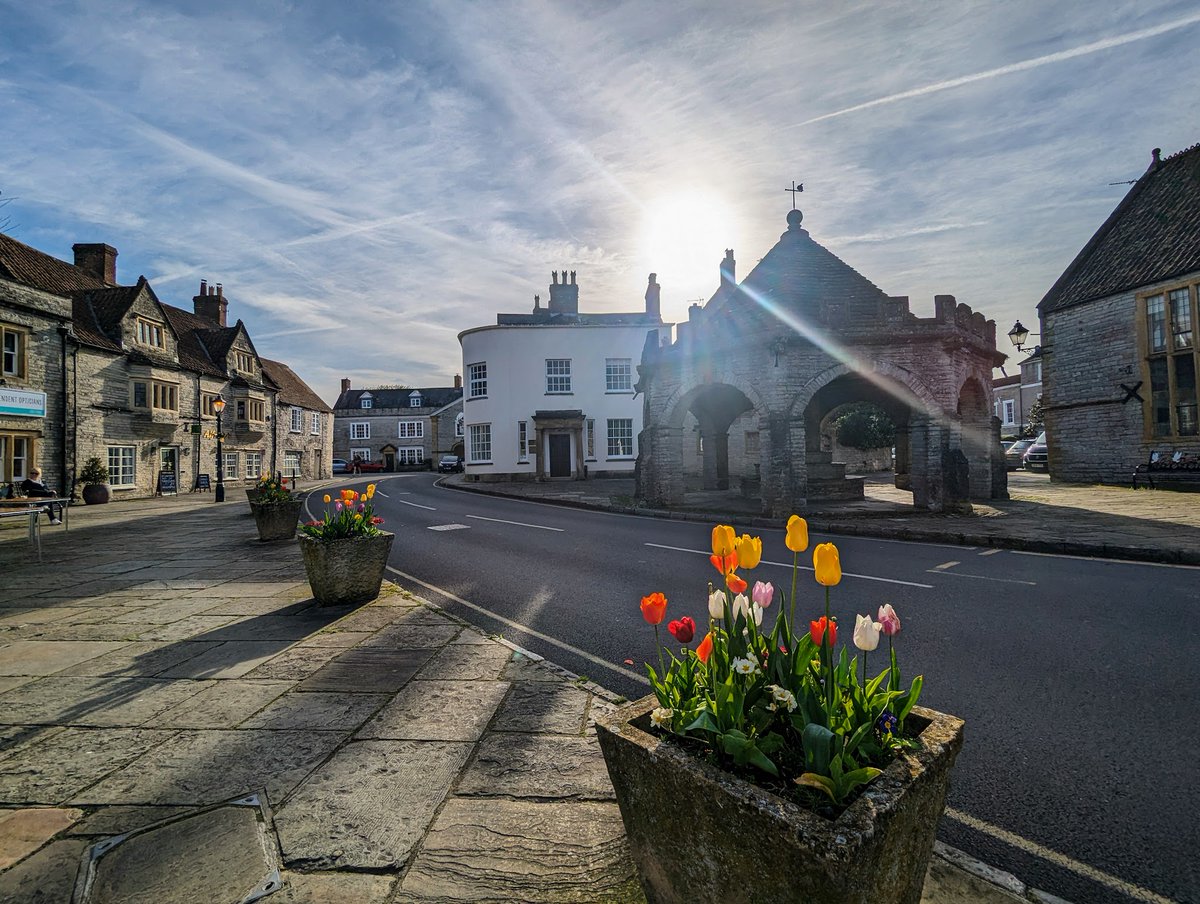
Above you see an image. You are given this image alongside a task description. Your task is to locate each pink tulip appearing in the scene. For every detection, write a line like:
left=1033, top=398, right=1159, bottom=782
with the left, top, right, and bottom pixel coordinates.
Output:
left=877, top=604, right=901, bottom=636
left=751, top=581, right=774, bottom=608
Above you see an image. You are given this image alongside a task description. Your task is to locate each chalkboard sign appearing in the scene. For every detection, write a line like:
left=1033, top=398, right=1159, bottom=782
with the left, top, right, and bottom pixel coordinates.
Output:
left=193, top=473, right=212, bottom=493
left=156, top=471, right=178, bottom=496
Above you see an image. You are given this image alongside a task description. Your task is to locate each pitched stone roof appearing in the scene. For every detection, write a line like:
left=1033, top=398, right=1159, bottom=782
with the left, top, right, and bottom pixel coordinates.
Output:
left=69, top=277, right=161, bottom=352
left=1039, top=143, right=1200, bottom=314
left=261, top=358, right=331, bottom=412
left=160, top=304, right=228, bottom=377
left=0, top=233, right=108, bottom=295
left=334, top=386, right=463, bottom=411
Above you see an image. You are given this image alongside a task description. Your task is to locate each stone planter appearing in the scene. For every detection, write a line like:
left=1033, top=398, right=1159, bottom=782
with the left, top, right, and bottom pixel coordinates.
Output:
left=246, top=488, right=261, bottom=505
left=81, top=483, right=110, bottom=505
left=595, top=695, right=964, bottom=904
left=298, top=532, right=394, bottom=606
left=249, top=499, right=303, bottom=541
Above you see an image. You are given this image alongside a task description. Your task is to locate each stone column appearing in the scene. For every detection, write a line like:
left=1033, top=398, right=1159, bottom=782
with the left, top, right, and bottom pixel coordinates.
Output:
left=636, top=425, right=685, bottom=508
left=533, top=427, right=544, bottom=480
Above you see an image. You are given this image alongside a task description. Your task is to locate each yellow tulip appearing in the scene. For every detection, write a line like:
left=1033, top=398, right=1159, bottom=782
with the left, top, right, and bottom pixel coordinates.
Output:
left=785, top=515, right=808, bottom=553
left=735, top=534, right=762, bottom=569
left=354, top=513, right=363, bottom=521
left=711, top=524, right=736, bottom=557
left=367, top=484, right=376, bottom=498
left=813, top=542, right=841, bottom=587
left=323, top=494, right=331, bottom=503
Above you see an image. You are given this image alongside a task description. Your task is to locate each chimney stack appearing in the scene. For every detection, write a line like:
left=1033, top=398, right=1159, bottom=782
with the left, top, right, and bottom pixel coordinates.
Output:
left=341, top=378, right=352, bottom=395
left=720, top=249, right=736, bottom=289
left=645, top=273, right=661, bottom=321
left=193, top=279, right=228, bottom=327
left=72, top=243, right=118, bottom=285
left=548, top=268, right=580, bottom=315
left=454, top=374, right=462, bottom=390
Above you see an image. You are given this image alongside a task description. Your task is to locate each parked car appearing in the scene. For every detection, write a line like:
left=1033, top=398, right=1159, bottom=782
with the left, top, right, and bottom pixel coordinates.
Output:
left=1023, top=432, right=1049, bottom=472
left=332, top=458, right=349, bottom=474
left=1004, top=439, right=1034, bottom=470
left=438, top=455, right=463, bottom=473
left=354, top=460, right=387, bottom=473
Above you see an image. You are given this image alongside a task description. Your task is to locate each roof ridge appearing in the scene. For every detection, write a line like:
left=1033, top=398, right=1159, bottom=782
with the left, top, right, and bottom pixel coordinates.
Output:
left=1161, top=141, right=1200, bottom=163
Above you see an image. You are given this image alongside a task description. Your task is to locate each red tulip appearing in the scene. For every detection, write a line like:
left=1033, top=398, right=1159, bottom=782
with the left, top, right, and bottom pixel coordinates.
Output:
left=726, top=572, right=748, bottom=594
left=640, top=592, right=668, bottom=625
left=696, top=632, right=714, bottom=664
left=809, top=615, right=837, bottom=647
left=668, top=616, right=696, bottom=644
left=709, top=552, right=737, bottom=575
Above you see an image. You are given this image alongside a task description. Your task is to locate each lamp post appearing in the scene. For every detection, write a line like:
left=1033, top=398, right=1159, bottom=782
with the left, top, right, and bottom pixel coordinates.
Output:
left=1007, top=320, right=1041, bottom=353
left=213, top=395, right=226, bottom=502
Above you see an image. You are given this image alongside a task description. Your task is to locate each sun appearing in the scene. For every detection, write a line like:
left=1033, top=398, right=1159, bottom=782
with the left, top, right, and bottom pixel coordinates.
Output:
left=639, top=191, right=738, bottom=294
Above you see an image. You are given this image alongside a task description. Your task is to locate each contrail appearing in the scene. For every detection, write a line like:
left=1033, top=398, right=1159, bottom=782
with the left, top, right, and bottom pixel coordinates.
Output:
left=799, top=12, right=1200, bottom=126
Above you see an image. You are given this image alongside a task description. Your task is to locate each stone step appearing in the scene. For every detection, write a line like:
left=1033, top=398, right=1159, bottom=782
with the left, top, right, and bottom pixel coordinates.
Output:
left=807, top=475, right=866, bottom=501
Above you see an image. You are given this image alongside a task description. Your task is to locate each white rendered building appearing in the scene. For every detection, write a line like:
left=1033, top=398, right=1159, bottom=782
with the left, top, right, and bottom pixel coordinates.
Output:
left=458, top=271, right=669, bottom=480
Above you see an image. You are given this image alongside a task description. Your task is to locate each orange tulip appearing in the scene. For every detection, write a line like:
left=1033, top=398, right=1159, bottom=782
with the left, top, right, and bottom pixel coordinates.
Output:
left=785, top=515, right=808, bottom=553
left=696, top=632, right=714, bottom=664
left=640, top=592, right=668, bottom=625
left=711, top=524, right=736, bottom=557
left=735, top=534, right=762, bottom=569
left=810, top=615, right=837, bottom=647
left=709, top=551, right=738, bottom=575
left=813, top=542, right=842, bottom=586
left=726, top=572, right=748, bottom=594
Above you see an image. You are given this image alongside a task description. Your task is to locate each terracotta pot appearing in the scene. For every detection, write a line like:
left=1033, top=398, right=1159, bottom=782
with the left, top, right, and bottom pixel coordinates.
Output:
left=81, top=483, right=110, bottom=505
left=595, top=696, right=964, bottom=904
left=298, top=531, right=394, bottom=606
left=249, top=499, right=303, bottom=541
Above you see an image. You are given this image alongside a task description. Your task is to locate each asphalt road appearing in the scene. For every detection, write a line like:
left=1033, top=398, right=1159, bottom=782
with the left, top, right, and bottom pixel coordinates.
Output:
left=331, top=473, right=1200, bottom=904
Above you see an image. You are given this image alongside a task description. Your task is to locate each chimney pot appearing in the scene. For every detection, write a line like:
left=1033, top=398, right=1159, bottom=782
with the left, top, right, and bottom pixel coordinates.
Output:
left=454, top=374, right=462, bottom=389
left=341, top=378, right=351, bottom=395
left=72, top=243, right=118, bottom=285
left=200, top=279, right=208, bottom=294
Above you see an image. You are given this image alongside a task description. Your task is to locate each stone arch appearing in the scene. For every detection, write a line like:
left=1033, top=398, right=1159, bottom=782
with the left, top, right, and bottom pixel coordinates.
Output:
left=788, top=360, right=940, bottom=423
left=659, top=374, right=770, bottom=431
left=956, top=375, right=995, bottom=501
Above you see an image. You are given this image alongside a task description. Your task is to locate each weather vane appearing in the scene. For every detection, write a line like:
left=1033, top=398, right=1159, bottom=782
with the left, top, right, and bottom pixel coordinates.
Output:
left=785, top=180, right=804, bottom=209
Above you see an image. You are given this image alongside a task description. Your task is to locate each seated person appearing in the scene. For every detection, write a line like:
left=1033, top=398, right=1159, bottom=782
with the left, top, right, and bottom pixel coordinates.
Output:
left=20, top=468, right=62, bottom=524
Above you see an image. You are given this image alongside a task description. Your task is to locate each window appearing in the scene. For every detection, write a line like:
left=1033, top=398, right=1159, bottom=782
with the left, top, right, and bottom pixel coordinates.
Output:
left=470, top=423, right=492, bottom=462
left=350, top=422, right=370, bottom=440
left=360, top=396, right=373, bottom=409
left=0, top=434, right=33, bottom=483
left=2, top=326, right=27, bottom=378
left=107, top=446, right=136, bottom=487
left=284, top=451, right=301, bottom=478
left=1002, top=400, right=1016, bottom=425
left=223, top=452, right=239, bottom=480
left=410, top=394, right=422, bottom=407
left=201, top=393, right=218, bottom=417
left=245, top=451, right=263, bottom=479
left=132, top=380, right=178, bottom=411
left=310, top=412, right=321, bottom=435
left=518, top=420, right=528, bottom=461
left=234, top=352, right=254, bottom=372
left=546, top=358, right=571, bottom=393
left=607, top=418, right=634, bottom=458
left=469, top=362, right=487, bottom=398
left=606, top=358, right=633, bottom=392
left=236, top=400, right=246, bottom=420
left=398, top=447, right=424, bottom=465
left=398, top=420, right=424, bottom=439
left=351, top=448, right=372, bottom=462
left=249, top=400, right=265, bottom=421
left=290, top=408, right=303, bottom=432
left=455, top=412, right=465, bottom=436
left=586, top=418, right=595, bottom=459
left=1143, top=284, right=1199, bottom=437
left=136, top=318, right=165, bottom=348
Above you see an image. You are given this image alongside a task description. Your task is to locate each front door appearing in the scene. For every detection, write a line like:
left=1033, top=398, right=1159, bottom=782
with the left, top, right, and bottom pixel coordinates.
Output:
left=159, top=446, right=178, bottom=477
left=549, top=434, right=571, bottom=478
left=383, top=452, right=396, bottom=472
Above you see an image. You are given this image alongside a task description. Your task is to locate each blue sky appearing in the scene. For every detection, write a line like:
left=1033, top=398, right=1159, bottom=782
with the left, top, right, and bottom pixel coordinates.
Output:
left=3, top=0, right=1199, bottom=403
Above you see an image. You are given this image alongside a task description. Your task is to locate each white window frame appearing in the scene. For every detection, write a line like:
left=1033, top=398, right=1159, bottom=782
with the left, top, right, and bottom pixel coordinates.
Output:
left=469, top=362, right=487, bottom=398
left=290, top=407, right=303, bottom=432
left=245, top=451, right=263, bottom=479
left=546, top=358, right=572, bottom=393
left=605, top=357, right=633, bottom=393
left=469, top=423, right=492, bottom=463
left=310, top=412, right=321, bottom=435
left=607, top=418, right=634, bottom=459
left=360, top=395, right=373, bottom=409
left=350, top=422, right=370, bottom=440
left=223, top=451, right=239, bottom=480
left=398, top=419, right=424, bottom=439
left=1002, top=399, right=1016, bottom=426
left=585, top=418, right=596, bottom=460
left=1, top=326, right=26, bottom=378
left=350, top=448, right=372, bottom=462
left=398, top=447, right=424, bottom=465
left=409, top=394, right=422, bottom=408
left=517, top=420, right=528, bottom=462
left=455, top=412, right=465, bottom=436
left=107, top=445, right=136, bottom=487
left=283, top=451, right=301, bottom=478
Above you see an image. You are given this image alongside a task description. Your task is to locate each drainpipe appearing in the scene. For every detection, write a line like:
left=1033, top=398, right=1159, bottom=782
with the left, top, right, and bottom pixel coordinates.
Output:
left=57, top=324, right=70, bottom=497
left=270, top=392, right=278, bottom=478
left=70, top=341, right=78, bottom=499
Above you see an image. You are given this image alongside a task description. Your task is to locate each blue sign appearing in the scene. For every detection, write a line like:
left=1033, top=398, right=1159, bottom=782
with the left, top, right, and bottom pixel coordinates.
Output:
left=0, top=388, right=46, bottom=418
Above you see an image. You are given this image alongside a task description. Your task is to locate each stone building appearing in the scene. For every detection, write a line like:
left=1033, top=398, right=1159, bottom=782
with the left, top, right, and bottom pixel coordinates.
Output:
left=0, top=234, right=333, bottom=498
left=1037, top=145, right=1200, bottom=485
left=636, top=209, right=1007, bottom=515
left=992, top=348, right=1043, bottom=440
left=263, top=360, right=334, bottom=480
left=332, top=379, right=464, bottom=470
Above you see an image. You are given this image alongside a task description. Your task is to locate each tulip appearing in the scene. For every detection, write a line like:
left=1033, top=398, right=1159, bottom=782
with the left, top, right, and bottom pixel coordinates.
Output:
left=709, top=551, right=738, bottom=575
left=751, top=581, right=774, bottom=608
left=726, top=572, right=747, bottom=594
left=367, top=483, right=376, bottom=498
left=323, top=494, right=331, bottom=503
left=735, top=534, right=762, bottom=569
left=785, top=514, right=808, bottom=553
left=668, top=616, right=695, bottom=644
left=853, top=614, right=881, bottom=652
left=711, top=524, right=736, bottom=557
left=813, top=542, right=842, bottom=587
left=877, top=604, right=901, bottom=636
left=809, top=615, right=837, bottom=647
left=335, top=501, right=343, bottom=512
left=708, top=589, right=725, bottom=620
left=696, top=632, right=714, bottom=664
left=640, top=592, right=667, bottom=625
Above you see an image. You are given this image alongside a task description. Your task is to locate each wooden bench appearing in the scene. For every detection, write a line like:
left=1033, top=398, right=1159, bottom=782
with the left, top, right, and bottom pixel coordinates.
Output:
left=1132, top=450, right=1200, bottom=489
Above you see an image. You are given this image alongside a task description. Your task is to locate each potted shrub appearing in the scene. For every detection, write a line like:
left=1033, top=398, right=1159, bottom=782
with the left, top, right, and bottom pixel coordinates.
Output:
left=595, top=519, right=963, bottom=904
left=78, top=457, right=111, bottom=505
left=248, top=473, right=303, bottom=541
left=298, top=484, right=393, bottom=606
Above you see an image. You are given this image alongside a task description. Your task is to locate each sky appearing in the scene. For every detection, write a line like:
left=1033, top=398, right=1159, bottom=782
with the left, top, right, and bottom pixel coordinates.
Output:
left=2, top=0, right=1199, bottom=404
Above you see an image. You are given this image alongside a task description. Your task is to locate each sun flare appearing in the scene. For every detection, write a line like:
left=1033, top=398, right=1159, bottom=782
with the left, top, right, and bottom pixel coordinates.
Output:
left=639, top=192, right=738, bottom=293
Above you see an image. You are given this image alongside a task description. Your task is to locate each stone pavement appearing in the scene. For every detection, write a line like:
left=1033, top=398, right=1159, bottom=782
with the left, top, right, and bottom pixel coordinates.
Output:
left=443, top=470, right=1200, bottom=566
left=0, top=488, right=1059, bottom=903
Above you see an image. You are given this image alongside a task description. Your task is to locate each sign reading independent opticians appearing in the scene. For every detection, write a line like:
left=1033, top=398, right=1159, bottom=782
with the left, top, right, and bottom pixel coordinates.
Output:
left=0, top=388, right=46, bottom=418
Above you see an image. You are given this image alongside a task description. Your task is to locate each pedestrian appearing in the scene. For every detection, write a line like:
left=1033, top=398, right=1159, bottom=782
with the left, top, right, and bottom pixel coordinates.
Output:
left=20, top=468, right=62, bottom=524
left=352, top=457, right=362, bottom=475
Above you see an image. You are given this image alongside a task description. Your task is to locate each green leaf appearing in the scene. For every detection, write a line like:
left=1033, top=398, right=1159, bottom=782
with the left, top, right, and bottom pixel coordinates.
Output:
left=802, top=722, right=836, bottom=775
left=897, top=675, right=924, bottom=725
left=796, top=772, right=836, bottom=801
left=683, top=710, right=719, bottom=734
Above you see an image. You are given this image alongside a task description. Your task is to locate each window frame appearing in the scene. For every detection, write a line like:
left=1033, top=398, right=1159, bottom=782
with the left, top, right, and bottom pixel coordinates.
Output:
left=398, top=419, right=424, bottom=439
left=469, top=423, right=492, bottom=463
left=409, top=394, right=422, bottom=408
left=545, top=358, right=572, bottom=394
left=349, top=421, right=371, bottom=440
left=135, top=318, right=165, bottom=349
left=398, top=447, right=424, bottom=465
left=0, top=433, right=35, bottom=483
left=606, top=418, right=635, bottom=459
left=468, top=362, right=487, bottom=399
left=245, top=451, right=263, bottom=479
left=1, top=325, right=28, bottom=378
left=290, top=407, right=303, bottom=432
left=350, top=447, right=372, bottom=462
left=107, top=445, right=136, bottom=487
left=1141, top=281, right=1200, bottom=438
left=605, top=357, right=633, bottom=393
left=310, top=412, right=321, bottom=435
left=283, top=451, right=302, bottom=478
left=360, top=396, right=373, bottom=409
left=1002, top=399, right=1016, bottom=426
left=517, top=420, right=528, bottom=462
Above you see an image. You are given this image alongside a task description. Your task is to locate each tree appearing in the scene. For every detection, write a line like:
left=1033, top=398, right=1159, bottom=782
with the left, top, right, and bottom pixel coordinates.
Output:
left=1023, top=397, right=1045, bottom=438
left=833, top=402, right=896, bottom=450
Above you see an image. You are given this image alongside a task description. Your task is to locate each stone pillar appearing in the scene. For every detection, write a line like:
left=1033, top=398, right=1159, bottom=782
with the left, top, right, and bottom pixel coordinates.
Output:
left=894, top=429, right=911, bottom=491
left=713, top=431, right=730, bottom=491
left=958, top=412, right=993, bottom=501
left=533, top=427, right=544, bottom=480
left=990, top=417, right=1009, bottom=500
left=761, top=415, right=805, bottom=517
left=700, top=425, right=720, bottom=491
left=575, top=427, right=586, bottom=480
left=910, top=417, right=943, bottom=511
left=636, top=425, right=685, bottom=508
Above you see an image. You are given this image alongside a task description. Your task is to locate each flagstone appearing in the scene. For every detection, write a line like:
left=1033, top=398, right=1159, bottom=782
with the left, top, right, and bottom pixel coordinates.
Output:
left=156, top=641, right=292, bottom=679
left=0, top=641, right=129, bottom=677
left=297, top=649, right=434, bottom=694
left=156, top=680, right=293, bottom=728
left=0, top=837, right=88, bottom=904
left=492, top=683, right=590, bottom=735
left=0, top=677, right=207, bottom=727
left=355, top=680, right=508, bottom=742
left=53, top=642, right=217, bottom=678
left=242, top=691, right=387, bottom=731
left=456, top=734, right=616, bottom=801
left=416, top=643, right=513, bottom=681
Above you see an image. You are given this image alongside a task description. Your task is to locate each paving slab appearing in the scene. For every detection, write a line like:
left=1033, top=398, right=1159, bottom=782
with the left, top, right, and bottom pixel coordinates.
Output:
left=53, top=642, right=218, bottom=678
left=156, top=680, right=294, bottom=729
left=108, top=599, right=228, bottom=623
left=200, top=615, right=340, bottom=643
left=358, top=623, right=461, bottom=649
left=0, top=728, right=177, bottom=804
left=396, top=798, right=639, bottom=904
left=73, top=729, right=345, bottom=807
left=322, top=606, right=407, bottom=633
left=297, top=648, right=435, bottom=694
left=456, top=734, right=616, bottom=801
left=242, top=646, right=342, bottom=681
left=66, top=806, right=195, bottom=837
left=294, top=631, right=374, bottom=648
left=0, top=679, right=32, bottom=697
left=416, top=643, right=514, bottom=681
left=0, top=726, right=62, bottom=758
left=199, top=598, right=317, bottom=617
left=19, top=623, right=143, bottom=642
left=277, top=871, right=395, bottom=903
left=275, top=739, right=474, bottom=869
left=492, top=683, right=591, bottom=735
left=0, top=807, right=83, bottom=870
left=0, top=836, right=88, bottom=904
left=355, top=680, right=509, bottom=742
left=242, top=692, right=388, bottom=731
left=0, top=608, right=87, bottom=627
left=0, top=642, right=130, bottom=677
left=136, top=616, right=239, bottom=642
left=0, top=677, right=208, bottom=727
left=156, top=641, right=293, bottom=679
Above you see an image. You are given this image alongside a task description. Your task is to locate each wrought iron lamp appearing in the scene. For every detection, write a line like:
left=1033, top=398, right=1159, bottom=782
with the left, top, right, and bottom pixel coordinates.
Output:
left=1007, top=320, right=1041, bottom=353
left=213, top=396, right=226, bottom=502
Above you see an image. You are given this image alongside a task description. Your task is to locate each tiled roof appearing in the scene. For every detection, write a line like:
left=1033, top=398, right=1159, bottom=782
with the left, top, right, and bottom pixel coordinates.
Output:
left=992, top=374, right=1020, bottom=387
left=261, top=359, right=331, bottom=412
left=0, top=233, right=108, bottom=295
left=333, top=386, right=463, bottom=411
left=160, top=304, right=227, bottom=377
left=1039, top=144, right=1200, bottom=314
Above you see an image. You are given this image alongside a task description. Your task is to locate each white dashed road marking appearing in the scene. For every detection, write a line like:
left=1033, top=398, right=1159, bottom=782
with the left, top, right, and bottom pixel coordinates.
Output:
left=466, top=514, right=564, bottom=532
left=428, top=524, right=470, bottom=531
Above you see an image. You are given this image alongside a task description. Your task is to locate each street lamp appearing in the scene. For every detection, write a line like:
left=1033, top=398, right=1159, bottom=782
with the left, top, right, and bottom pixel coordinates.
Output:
left=1007, top=320, right=1040, bottom=353
left=213, top=395, right=226, bottom=502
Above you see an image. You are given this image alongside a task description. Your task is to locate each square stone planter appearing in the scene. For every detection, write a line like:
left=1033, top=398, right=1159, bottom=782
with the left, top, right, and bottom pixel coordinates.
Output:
left=299, top=532, right=394, bottom=606
left=595, top=695, right=964, bottom=904
left=249, top=499, right=303, bottom=541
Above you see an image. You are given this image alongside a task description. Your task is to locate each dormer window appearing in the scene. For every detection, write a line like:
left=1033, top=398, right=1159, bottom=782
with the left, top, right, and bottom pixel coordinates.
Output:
left=409, top=393, right=422, bottom=408
left=136, top=318, right=165, bottom=349
left=361, top=395, right=373, bottom=409
left=234, top=352, right=254, bottom=373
